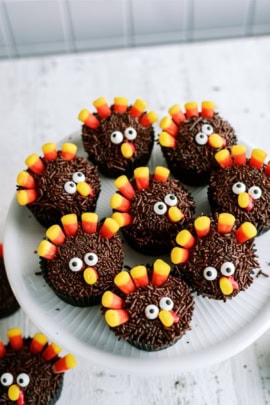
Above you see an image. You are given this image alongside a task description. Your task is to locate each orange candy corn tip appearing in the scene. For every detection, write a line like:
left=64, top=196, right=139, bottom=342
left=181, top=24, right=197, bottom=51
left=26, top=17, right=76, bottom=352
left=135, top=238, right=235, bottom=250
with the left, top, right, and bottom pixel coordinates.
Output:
left=46, top=225, right=65, bottom=245
left=168, top=104, right=185, bottom=125
left=99, top=218, right=119, bottom=239
left=78, top=109, right=100, bottom=129
left=265, top=163, right=270, bottom=177
left=114, top=175, right=135, bottom=200
left=171, top=246, right=189, bottom=264
left=42, top=143, right=57, bottom=161
left=105, top=309, right=129, bottom=327
left=231, top=144, right=247, bottom=165
left=61, top=214, right=78, bottom=237
left=194, top=216, right=211, bottom=238
left=249, top=149, right=267, bottom=169
left=0, top=340, right=6, bottom=358
left=201, top=101, right=215, bottom=118
left=112, top=212, right=132, bottom=227
left=159, top=132, right=176, bottom=148
left=17, top=171, right=35, bottom=189
left=140, top=111, right=158, bottom=127
left=130, top=265, right=149, bottom=288
left=114, top=271, right=136, bottom=294
left=7, top=328, right=23, bottom=350
left=93, top=97, right=111, bottom=118
left=16, top=189, right=37, bottom=205
left=81, top=212, right=98, bottom=234
left=42, top=342, right=62, bottom=361
left=25, top=154, right=45, bottom=175
left=160, top=116, right=178, bottom=137
left=215, top=149, right=233, bottom=168
left=102, top=291, right=124, bottom=309
left=61, top=143, right=77, bottom=161
left=129, top=99, right=147, bottom=118
left=30, top=333, right=48, bottom=354
left=0, top=243, right=3, bottom=258
left=53, top=354, right=77, bottom=373
left=217, top=213, right=236, bottom=234
left=152, top=259, right=171, bottom=287
left=235, top=222, right=257, bottom=243
left=134, top=167, right=150, bottom=190
left=38, top=240, right=58, bottom=260
left=114, top=97, right=128, bottom=113
left=176, top=229, right=195, bottom=249
left=185, top=101, right=198, bottom=118
left=154, top=166, right=170, bottom=182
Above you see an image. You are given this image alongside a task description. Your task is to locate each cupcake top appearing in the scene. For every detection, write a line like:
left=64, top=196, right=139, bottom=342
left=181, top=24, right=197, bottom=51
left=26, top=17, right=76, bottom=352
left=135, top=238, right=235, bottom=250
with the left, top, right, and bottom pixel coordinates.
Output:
left=110, top=166, right=195, bottom=254
left=171, top=213, right=260, bottom=301
left=158, top=101, right=237, bottom=185
left=0, top=244, right=19, bottom=318
left=38, top=213, right=124, bottom=306
left=0, top=328, right=76, bottom=405
left=209, top=146, right=270, bottom=231
left=16, top=142, right=101, bottom=227
left=79, top=97, right=158, bottom=177
left=101, top=259, right=194, bottom=351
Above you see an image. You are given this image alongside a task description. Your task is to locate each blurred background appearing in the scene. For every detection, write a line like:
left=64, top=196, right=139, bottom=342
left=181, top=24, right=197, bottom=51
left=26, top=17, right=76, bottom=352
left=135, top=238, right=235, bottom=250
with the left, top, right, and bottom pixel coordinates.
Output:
left=0, top=0, right=270, bottom=59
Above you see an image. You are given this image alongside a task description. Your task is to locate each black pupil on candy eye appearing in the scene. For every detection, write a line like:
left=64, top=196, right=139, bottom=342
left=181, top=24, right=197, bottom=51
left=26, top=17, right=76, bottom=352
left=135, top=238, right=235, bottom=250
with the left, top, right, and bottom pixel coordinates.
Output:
left=2, top=378, right=7, bottom=383
left=71, top=261, right=77, bottom=267
left=18, top=378, right=23, bottom=384
left=158, top=204, right=163, bottom=209
left=237, top=184, right=241, bottom=188
left=206, top=271, right=212, bottom=277
left=165, top=299, right=171, bottom=305
left=254, top=189, right=259, bottom=194
left=70, top=183, right=75, bottom=188
left=128, top=130, right=133, bottom=134
left=149, top=308, right=155, bottom=314
left=88, top=255, right=94, bottom=260
left=169, top=196, right=175, bottom=201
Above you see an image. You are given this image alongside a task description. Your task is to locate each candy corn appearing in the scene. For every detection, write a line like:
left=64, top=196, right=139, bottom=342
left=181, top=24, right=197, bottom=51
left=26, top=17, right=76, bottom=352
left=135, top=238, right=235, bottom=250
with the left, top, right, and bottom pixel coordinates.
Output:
left=42, top=142, right=57, bottom=161
left=215, top=149, right=233, bottom=168
left=185, top=101, right=198, bottom=118
left=93, top=97, right=111, bottom=118
left=99, top=218, right=119, bottom=239
left=46, top=224, right=65, bottom=245
left=168, top=104, right=186, bottom=125
left=111, top=212, right=132, bottom=227
left=81, top=212, right=98, bottom=234
left=76, top=182, right=93, bottom=197
left=208, top=133, right=225, bottom=149
left=154, top=166, right=170, bottom=183
left=194, top=216, right=211, bottom=238
left=114, top=271, right=136, bottom=294
left=238, top=192, right=253, bottom=211
left=160, top=116, right=178, bottom=137
left=130, top=265, right=149, bottom=288
left=30, top=333, right=48, bottom=354
left=42, top=342, right=62, bottom=361
left=25, top=153, right=45, bottom=175
left=114, top=97, right=128, bottom=113
left=53, top=354, right=77, bottom=373
left=235, top=222, right=257, bottom=243
left=170, top=247, right=189, bottom=264
left=219, top=276, right=233, bottom=296
left=176, top=229, right=195, bottom=249
left=217, top=213, right=236, bottom=234
left=139, top=111, right=158, bottom=127
left=61, top=214, right=78, bottom=236
left=158, top=309, right=174, bottom=327
left=102, top=291, right=124, bottom=309
left=0, top=243, right=3, bottom=258
left=152, top=259, right=170, bottom=287
left=114, top=175, right=135, bottom=200
left=231, top=144, right=247, bottom=165
left=38, top=240, right=58, bottom=260
left=7, top=328, right=23, bottom=351
left=121, top=142, right=135, bottom=158
left=17, top=171, right=35, bottom=189
left=110, top=193, right=131, bottom=212
left=16, top=189, right=37, bottom=205
left=249, top=149, right=267, bottom=169
left=265, top=163, right=270, bottom=177
left=61, top=143, right=77, bottom=161
left=159, top=132, right=176, bottom=148
left=168, top=207, right=184, bottom=223
left=105, top=309, right=129, bottom=327
left=201, top=101, right=215, bottom=118
left=78, top=108, right=100, bottom=129
left=0, top=340, right=6, bottom=358
left=129, top=99, right=147, bottom=118
left=83, top=267, right=98, bottom=285
left=134, top=167, right=149, bottom=190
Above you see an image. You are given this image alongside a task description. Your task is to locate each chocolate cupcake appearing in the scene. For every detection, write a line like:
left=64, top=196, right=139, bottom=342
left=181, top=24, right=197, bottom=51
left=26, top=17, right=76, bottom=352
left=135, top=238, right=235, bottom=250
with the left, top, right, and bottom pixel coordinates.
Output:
left=158, top=101, right=237, bottom=186
left=0, top=244, right=19, bottom=318
left=78, top=97, right=157, bottom=178
left=102, top=259, right=194, bottom=351
left=110, top=166, right=195, bottom=255
left=16, top=142, right=101, bottom=228
left=38, top=213, right=124, bottom=306
left=171, top=213, right=260, bottom=301
left=208, top=145, right=270, bottom=235
left=0, top=328, right=76, bottom=405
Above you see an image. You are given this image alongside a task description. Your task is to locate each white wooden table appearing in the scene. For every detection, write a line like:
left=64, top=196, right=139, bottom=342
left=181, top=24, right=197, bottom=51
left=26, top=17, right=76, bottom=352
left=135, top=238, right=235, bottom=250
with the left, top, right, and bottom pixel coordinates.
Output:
left=1, top=35, right=270, bottom=405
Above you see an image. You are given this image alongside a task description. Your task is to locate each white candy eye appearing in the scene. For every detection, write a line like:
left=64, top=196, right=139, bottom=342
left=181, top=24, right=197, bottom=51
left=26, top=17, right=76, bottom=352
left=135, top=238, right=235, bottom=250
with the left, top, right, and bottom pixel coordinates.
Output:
left=232, top=182, right=246, bottom=195
left=203, top=266, right=218, bottom=281
left=164, top=194, right=178, bottom=206
left=248, top=186, right=262, bottom=200
left=72, top=172, right=85, bottom=183
left=195, top=132, right=208, bottom=145
left=64, top=181, right=77, bottom=194
left=202, top=124, right=214, bottom=135
left=159, top=297, right=174, bottom=310
left=145, top=304, right=159, bottom=319
left=84, top=252, right=98, bottom=266
left=154, top=201, right=167, bottom=215
left=220, top=262, right=235, bottom=276
left=17, top=373, right=30, bottom=388
left=69, top=257, right=83, bottom=272
left=1, top=373, right=13, bottom=386
left=110, top=131, right=123, bottom=144
left=124, top=127, right=137, bottom=141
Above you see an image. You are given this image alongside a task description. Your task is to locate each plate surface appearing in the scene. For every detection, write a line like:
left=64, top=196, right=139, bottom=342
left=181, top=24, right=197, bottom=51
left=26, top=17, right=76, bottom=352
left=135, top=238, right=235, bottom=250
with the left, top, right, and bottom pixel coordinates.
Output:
left=4, top=133, right=270, bottom=375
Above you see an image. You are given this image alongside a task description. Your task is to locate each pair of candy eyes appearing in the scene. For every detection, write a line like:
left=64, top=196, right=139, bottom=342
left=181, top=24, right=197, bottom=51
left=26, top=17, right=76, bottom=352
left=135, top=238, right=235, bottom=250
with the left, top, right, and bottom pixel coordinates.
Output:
left=1, top=372, right=30, bottom=388
left=232, top=182, right=262, bottom=199
left=195, top=124, right=214, bottom=145
left=203, top=262, right=235, bottom=281
left=64, top=171, right=86, bottom=194
left=111, top=127, right=137, bottom=144
left=69, top=253, right=98, bottom=271
left=145, top=297, right=174, bottom=320
left=153, top=194, right=178, bottom=215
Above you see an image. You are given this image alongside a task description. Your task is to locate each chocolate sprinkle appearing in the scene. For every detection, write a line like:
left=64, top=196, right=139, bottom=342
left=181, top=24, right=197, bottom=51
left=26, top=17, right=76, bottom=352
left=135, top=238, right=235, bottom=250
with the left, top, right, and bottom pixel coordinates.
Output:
left=0, top=255, right=19, bottom=318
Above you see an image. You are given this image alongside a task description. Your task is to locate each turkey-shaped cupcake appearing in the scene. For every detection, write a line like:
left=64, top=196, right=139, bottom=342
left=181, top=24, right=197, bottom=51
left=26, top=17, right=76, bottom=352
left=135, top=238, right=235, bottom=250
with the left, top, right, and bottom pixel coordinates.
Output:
left=208, top=145, right=270, bottom=235
left=171, top=213, right=260, bottom=301
left=16, top=142, right=101, bottom=228
left=0, top=328, right=76, bottom=404
left=78, top=97, right=158, bottom=178
left=110, top=166, right=195, bottom=255
left=158, top=101, right=237, bottom=186
left=0, top=243, right=19, bottom=318
left=38, top=213, right=124, bottom=306
left=101, top=259, right=194, bottom=351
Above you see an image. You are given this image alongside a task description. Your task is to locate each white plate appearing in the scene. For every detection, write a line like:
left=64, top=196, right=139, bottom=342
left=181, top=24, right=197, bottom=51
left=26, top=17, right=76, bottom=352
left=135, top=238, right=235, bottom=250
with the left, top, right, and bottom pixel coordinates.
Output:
left=3, top=133, right=270, bottom=375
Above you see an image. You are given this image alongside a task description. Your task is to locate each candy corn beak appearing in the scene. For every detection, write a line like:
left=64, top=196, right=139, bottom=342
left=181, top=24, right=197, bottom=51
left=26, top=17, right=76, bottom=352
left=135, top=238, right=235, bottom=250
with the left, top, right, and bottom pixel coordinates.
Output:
left=76, top=182, right=93, bottom=197
left=121, top=141, right=135, bottom=159
left=158, top=309, right=179, bottom=327
left=8, top=385, right=22, bottom=402
left=83, top=267, right=98, bottom=285
left=208, top=133, right=225, bottom=149
left=219, top=276, right=239, bottom=296
left=238, top=192, right=253, bottom=211
left=168, top=207, right=184, bottom=223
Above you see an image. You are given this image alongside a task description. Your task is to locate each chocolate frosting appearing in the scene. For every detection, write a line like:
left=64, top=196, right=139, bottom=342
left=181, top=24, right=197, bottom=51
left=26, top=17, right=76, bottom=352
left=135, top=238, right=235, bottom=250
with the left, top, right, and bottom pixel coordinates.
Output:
left=0, top=255, right=19, bottom=318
